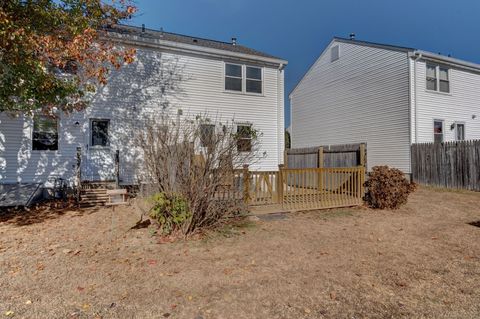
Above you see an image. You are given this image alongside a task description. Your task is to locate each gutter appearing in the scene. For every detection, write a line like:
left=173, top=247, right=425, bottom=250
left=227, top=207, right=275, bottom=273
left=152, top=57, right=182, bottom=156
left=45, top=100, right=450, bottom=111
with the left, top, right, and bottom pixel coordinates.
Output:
left=104, top=33, right=288, bottom=67
left=416, top=50, right=480, bottom=74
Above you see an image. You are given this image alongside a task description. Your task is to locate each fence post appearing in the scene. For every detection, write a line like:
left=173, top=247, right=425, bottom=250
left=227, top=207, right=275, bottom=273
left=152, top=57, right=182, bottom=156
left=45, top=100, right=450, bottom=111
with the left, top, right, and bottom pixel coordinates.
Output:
left=243, top=164, right=250, bottom=205
left=115, top=150, right=120, bottom=188
left=317, top=147, right=324, bottom=193
left=76, top=147, right=82, bottom=203
left=277, top=164, right=284, bottom=205
left=284, top=150, right=288, bottom=168
left=360, top=143, right=366, bottom=169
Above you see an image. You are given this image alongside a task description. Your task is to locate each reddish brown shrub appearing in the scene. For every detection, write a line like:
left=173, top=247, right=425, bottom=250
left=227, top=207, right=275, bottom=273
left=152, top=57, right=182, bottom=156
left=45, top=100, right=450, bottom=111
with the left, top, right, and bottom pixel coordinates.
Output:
left=364, top=166, right=417, bottom=209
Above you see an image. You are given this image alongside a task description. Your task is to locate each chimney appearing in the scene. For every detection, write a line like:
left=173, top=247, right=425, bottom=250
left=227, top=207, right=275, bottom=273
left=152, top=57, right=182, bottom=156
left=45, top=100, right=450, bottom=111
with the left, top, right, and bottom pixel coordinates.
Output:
left=231, top=37, right=237, bottom=46
left=141, top=24, right=145, bottom=33
left=349, top=33, right=355, bottom=40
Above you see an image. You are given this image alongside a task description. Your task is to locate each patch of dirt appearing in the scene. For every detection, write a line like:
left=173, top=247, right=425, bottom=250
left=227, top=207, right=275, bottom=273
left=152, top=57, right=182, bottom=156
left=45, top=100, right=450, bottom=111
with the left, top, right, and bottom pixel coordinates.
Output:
left=0, top=187, right=479, bottom=318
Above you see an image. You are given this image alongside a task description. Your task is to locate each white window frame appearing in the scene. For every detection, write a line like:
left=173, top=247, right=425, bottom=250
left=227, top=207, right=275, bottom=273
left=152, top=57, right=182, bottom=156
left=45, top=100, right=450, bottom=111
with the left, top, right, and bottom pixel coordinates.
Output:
left=32, top=114, right=59, bottom=152
left=426, top=64, right=450, bottom=93
left=199, top=123, right=216, bottom=148
left=235, top=123, right=253, bottom=152
left=433, top=119, right=444, bottom=143
left=90, top=118, right=110, bottom=148
left=454, top=122, right=466, bottom=141
left=224, top=62, right=264, bottom=96
left=224, top=62, right=243, bottom=92
left=245, top=65, right=263, bottom=94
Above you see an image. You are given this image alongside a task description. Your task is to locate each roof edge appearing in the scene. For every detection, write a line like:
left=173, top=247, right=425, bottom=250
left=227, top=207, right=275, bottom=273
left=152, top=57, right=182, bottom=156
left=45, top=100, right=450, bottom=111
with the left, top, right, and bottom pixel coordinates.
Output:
left=333, top=37, right=414, bottom=53
left=104, top=25, right=288, bottom=66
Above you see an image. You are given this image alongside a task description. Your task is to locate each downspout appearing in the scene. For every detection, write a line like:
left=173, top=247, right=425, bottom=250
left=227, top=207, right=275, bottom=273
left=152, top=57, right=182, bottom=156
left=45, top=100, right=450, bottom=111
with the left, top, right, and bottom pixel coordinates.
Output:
left=278, top=63, right=285, bottom=164
left=412, top=51, right=422, bottom=143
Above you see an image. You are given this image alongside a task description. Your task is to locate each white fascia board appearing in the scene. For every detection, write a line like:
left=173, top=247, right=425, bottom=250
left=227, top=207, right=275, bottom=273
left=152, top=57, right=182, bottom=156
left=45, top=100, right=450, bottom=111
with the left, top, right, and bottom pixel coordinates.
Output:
left=411, top=50, right=480, bottom=73
left=105, top=32, right=288, bottom=67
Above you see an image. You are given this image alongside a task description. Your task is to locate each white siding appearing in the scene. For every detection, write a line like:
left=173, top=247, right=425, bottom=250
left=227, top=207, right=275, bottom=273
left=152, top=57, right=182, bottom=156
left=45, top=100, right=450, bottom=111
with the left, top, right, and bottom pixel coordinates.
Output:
left=411, top=59, right=480, bottom=143
left=290, top=40, right=411, bottom=173
left=0, top=46, right=284, bottom=185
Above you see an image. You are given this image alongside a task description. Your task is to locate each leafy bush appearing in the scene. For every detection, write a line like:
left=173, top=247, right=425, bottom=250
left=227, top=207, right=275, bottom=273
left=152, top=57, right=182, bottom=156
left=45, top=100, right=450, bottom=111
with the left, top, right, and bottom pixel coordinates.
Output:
left=149, top=192, right=192, bottom=235
left=364, top=166, right=417, bottom=209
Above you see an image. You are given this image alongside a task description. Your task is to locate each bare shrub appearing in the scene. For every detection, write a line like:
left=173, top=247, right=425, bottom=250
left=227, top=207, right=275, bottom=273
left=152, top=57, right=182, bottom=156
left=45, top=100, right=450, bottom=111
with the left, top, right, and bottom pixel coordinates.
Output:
left=364, top=166, right=417, bottom=209
left=134, top=113, right=262, bottom=236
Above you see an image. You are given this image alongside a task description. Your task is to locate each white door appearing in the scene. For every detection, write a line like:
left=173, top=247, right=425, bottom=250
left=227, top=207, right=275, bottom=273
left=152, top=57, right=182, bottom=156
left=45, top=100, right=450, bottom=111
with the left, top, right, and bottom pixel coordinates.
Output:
left=82, top=119, right=115, bottom=182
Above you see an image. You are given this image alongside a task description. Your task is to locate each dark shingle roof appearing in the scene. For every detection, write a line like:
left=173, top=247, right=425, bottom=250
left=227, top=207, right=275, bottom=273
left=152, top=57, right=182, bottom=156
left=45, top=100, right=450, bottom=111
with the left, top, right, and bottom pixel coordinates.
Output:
left=107, top=24, right=284, bottom=61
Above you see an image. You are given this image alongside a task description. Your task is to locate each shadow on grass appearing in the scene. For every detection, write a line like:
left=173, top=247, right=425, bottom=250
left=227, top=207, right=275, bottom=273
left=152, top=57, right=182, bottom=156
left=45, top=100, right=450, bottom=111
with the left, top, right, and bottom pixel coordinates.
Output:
left=0, top=200, right=101, bottom=226
left=468, top=220, right=480, bottom=228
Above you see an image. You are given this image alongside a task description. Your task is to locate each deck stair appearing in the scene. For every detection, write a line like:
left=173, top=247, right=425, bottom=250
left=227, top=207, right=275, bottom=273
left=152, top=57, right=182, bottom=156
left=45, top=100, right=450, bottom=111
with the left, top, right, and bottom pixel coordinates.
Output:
left=79, top=188, right=109, bottom=208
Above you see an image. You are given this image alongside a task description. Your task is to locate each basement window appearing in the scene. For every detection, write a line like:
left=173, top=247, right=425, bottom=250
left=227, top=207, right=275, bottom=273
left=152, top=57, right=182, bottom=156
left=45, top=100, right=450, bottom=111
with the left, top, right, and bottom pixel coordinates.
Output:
left=32, top=115, right=58, bottom=151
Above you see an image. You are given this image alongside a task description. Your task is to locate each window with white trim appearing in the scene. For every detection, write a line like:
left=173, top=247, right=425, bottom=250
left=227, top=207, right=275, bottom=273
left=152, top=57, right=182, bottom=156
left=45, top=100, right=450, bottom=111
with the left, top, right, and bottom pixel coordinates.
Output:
left=225, top=63, right=242, bottom=92
left=236, top=124, right=253, bottom=152
left=225, top=63, right=263, bottom=94
left=434, top=120, right=444, bottom=143
left=32, top=115, right=58, bottom=151
left=200, top=124, right=215, bottom=147
left=91, top=119, right=110, bottom=147
left=246, top=66, right=262, bottom=94
left=455, top=123, right=465, bottom=141
left=426, top=64, right=450, bottom=93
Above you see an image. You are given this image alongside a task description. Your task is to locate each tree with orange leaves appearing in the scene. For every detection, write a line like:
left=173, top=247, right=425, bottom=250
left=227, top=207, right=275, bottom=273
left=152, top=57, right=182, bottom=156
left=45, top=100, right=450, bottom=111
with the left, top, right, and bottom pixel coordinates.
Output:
left=0, top=0, right=137, bottom=114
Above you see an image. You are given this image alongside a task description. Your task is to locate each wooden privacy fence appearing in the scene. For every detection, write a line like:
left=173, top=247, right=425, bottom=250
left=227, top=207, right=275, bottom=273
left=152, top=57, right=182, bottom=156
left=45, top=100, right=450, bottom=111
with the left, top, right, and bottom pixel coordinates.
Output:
left=411, top=140, right=480, bottom=191
left=226, top=165, right=365, bottom=211
left=286, top=143, right=366, bottom=169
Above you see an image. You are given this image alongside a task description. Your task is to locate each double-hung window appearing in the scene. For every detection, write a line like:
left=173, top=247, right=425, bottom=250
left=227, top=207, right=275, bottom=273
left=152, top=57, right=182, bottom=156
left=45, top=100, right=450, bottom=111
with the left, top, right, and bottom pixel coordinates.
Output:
left=439, top=67, right=450, bottom=93
left=426, top=64, right=437, bottom=91
left=236, top=124, right=253, bottom=152
left=200, top=124, right=215, bottom=147
left=32, top=115, right=58, bottom=151
left=225, top=63, right=243, bottom=92
left=426, top=64, right=450, bottom=93
left=433, top=120, right=444, bottom=143
left=91, top=119, right=110, bottom=147
left=225, top=63, right=263, bottom=94
left=246, top=66, right=262, bottom=94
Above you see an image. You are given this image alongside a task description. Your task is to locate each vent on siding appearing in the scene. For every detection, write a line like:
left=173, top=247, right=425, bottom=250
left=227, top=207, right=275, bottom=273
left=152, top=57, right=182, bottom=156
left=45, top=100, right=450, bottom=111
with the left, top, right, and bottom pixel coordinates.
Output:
left=331, top=45, right=339, bottom=62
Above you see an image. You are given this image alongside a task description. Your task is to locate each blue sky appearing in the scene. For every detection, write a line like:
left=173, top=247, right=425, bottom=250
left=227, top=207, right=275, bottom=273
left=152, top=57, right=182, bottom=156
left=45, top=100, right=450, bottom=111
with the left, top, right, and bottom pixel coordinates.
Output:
left=129, top=0, right=480, bottom=127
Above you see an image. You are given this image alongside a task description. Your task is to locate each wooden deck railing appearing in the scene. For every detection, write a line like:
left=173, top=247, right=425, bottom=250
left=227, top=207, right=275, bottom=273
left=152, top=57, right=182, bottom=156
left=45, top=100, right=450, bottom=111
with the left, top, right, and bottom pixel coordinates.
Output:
left=280, top=166, right=365, bottom=210
left=221, top=165, right=365, bottom=211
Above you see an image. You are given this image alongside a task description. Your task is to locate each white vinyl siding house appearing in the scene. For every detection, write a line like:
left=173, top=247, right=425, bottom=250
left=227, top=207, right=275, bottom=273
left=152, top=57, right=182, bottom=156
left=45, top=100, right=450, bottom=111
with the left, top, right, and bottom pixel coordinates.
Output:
left=410, top=56, right=480, bottom=145
left=290, top=39, right=411, bottom=172
left=291, top=37, right=480, bottom=174
left=0, top=26, right=287, bottom=185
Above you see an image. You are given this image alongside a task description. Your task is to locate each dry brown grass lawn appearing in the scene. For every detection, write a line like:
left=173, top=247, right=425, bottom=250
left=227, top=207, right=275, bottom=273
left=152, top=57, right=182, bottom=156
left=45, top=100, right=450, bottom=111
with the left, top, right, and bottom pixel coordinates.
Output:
left=0, top=187, right=479, bottom=319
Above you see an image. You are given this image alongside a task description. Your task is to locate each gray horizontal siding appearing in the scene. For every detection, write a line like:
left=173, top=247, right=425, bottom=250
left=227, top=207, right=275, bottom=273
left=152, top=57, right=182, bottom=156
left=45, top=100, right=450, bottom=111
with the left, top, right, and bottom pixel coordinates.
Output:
left=291, top=40, right=411, bottom=173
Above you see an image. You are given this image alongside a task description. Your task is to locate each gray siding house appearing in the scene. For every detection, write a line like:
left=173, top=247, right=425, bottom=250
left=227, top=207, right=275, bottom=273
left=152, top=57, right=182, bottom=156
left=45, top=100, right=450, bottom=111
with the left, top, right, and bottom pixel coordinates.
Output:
left=290, top=37, right=480, bottom=174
